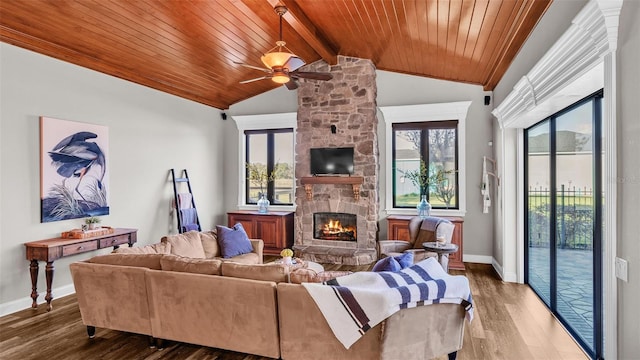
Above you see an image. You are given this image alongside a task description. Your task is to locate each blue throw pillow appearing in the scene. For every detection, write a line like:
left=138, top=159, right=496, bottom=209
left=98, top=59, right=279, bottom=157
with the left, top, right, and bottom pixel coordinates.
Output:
left=216, top=223, right=254, bottom=258
left=395, top=252, right=414, bottom=269
left=372, top=256, right=402, bottom=272
left=372, top=252, right=414, bottom=272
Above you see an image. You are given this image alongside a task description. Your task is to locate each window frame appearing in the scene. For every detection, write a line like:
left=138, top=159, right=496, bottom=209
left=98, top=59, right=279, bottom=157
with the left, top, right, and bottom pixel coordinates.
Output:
left=391, top=120, right=460, bottom=209
left=380, top=102, right=470, bottom=217
left=233, top=112, right=297, bottom=211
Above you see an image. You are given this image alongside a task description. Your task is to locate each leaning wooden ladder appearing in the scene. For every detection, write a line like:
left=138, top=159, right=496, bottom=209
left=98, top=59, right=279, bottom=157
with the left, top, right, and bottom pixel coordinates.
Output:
left=170, top=169, right=201, bottom=233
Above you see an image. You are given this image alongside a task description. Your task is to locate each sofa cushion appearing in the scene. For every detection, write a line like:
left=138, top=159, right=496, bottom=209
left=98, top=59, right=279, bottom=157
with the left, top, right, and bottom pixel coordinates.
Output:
left=112, top=242, right=171, bottom=255
left=162, top=231, right=206, bottom=259
left=216, top=223, right=253, bottom=258
left=289, top=268, right=353, bottom=284
left=221, top=262, right=289, bottom=283
left=160, top=254, right=222, bottom=275
left=200, top=230, right=220, bottom=258
left=87, top=253, right=164, bottom=270
left=220, top=252, right=261, bottom=264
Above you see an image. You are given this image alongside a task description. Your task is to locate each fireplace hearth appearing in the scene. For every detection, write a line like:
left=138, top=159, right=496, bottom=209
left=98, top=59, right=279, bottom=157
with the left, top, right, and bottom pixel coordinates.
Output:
left=314, top=212, right=357, bottom=241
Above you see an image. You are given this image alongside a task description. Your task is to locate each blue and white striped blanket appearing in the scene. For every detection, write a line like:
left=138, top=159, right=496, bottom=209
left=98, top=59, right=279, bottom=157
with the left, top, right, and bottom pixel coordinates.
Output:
left=302, top=257, right=474, bottom=349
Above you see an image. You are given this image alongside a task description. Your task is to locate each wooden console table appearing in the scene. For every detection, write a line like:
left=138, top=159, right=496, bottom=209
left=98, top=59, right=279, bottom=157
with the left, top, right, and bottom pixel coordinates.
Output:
left=387, top=216, right=465, bottom=270
left=25, top=227, right=137, bottom=311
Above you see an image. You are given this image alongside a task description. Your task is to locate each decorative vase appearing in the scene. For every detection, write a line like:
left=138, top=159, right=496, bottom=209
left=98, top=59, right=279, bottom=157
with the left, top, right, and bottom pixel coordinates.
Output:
left=416, top=195, right=431, bottom=218
left=257, top=194, right=270, bottom=214
left=88, top=223, right=97, bottom=230
left=282, top=256, right=292, bottom=265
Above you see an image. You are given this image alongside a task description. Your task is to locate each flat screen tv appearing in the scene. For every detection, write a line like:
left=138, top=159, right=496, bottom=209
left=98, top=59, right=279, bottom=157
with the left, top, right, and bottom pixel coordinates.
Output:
left=310, top=147, right=354, bottom=175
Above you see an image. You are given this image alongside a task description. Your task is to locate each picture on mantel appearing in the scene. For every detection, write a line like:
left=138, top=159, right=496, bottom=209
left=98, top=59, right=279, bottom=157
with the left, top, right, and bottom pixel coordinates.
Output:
left=40, top=116, right=109, bottom=223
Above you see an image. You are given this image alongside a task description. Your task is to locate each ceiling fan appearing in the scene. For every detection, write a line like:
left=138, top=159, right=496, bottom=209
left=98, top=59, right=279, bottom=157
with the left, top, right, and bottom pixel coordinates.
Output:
left=233, top=5, right=332, bottom=90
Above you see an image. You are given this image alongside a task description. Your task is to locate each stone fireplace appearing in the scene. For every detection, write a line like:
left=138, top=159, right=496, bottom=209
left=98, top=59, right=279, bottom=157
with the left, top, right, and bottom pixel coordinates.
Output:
left=293, top=56, right=378, bottom=265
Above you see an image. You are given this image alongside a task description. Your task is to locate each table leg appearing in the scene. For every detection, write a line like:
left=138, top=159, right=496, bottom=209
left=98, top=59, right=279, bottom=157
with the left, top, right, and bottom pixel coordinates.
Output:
left=44, top=261, right=54, bottom=311
left=29, top=260, right=39, bottom=309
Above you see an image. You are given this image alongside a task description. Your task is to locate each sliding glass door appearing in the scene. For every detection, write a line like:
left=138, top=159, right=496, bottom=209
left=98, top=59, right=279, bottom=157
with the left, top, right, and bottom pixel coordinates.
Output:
left=525, top=91, right=603, bottom=359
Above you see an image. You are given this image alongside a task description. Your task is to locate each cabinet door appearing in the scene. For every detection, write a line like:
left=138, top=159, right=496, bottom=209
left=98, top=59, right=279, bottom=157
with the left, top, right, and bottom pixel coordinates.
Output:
left=228, top=215, right=256, bottom=238
left=255, top=217, right=279, bottom=249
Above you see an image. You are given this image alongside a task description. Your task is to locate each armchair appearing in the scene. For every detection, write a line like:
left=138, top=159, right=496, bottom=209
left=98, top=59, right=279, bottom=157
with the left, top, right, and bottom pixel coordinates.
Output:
left=378, top=216, right=455, bottom=270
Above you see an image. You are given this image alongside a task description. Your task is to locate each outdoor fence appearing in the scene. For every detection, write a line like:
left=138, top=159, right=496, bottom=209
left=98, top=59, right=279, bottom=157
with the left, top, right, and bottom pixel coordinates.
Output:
left=528, top=185, right=594, bottom=250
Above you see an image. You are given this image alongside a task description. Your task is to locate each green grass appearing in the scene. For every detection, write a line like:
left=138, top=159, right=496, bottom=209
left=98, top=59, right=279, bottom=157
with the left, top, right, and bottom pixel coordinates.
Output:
left=395, top=193, right=455, bottom=208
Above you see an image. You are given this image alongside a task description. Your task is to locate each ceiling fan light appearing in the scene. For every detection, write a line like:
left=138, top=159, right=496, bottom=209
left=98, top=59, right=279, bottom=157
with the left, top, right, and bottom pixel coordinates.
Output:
left=272, top=73, right=290, bottom=84
left=261, top=51, right=294, bottom=69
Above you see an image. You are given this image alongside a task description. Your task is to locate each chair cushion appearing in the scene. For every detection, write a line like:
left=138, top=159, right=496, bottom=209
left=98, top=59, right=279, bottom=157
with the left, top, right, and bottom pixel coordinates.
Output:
left=162, top=231, right=206, bottom=258
left=160, top=254, right=222, bottom=275
left=216, top=223, right=254, bottom=258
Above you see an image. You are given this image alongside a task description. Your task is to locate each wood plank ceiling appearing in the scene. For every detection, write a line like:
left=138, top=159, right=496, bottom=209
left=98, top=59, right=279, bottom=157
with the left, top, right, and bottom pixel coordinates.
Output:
left=0, top=0, right=551, bottom=110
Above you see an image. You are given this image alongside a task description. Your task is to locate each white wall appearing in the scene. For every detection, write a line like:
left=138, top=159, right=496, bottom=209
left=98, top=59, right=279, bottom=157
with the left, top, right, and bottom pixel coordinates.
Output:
left=617, top=0, right=640, bottom=356
left=227, top=69, right=496, bottom=260
left=0, top=44, right=224, bottom=314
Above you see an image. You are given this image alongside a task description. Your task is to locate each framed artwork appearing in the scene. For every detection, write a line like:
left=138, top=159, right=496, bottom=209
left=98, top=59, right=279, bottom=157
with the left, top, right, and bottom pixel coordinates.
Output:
left=40, top=116, right=109, bottom=223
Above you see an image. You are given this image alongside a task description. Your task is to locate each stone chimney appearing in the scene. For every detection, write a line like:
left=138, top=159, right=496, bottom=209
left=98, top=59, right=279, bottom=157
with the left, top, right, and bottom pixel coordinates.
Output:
left=293, top=56, right=378, bottom=265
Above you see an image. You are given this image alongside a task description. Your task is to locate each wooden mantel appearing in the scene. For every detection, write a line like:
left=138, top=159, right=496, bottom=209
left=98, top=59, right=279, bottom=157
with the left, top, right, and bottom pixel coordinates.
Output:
left=300, top=176, right=364, bottom=200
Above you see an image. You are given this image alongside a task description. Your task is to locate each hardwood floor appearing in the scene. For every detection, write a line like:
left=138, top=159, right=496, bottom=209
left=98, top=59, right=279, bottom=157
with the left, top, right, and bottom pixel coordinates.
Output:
left=0, top=261, right=588, bottom=360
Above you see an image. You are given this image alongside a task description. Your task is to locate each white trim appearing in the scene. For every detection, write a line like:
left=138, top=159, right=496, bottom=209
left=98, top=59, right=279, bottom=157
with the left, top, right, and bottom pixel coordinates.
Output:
left=491, top=257, right=518, bottom=282
left=232, top=112, right=297, bottom=209
left=516, top=129, right=525, bottom=284
left=379, top=101, right=471, bottom=217
left=0, top=284, right=75, bottom=317
left=492, top=1, right=621, bottom=358
left=463, top=254, right=493, bottom=264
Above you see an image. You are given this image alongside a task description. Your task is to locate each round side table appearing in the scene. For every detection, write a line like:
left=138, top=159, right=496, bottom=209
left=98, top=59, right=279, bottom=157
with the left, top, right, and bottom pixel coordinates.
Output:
left=422, top=242, right=459, bottom=273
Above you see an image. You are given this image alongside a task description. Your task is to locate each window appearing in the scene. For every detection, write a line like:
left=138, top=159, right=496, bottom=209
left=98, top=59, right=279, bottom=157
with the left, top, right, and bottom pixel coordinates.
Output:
left=245, top=129, right=294, bottom=205
left=380, top=102, right=470, bottom=216
left=392, top=121, right=458, bottom=209
left=233, top=112, right=297, bottom=210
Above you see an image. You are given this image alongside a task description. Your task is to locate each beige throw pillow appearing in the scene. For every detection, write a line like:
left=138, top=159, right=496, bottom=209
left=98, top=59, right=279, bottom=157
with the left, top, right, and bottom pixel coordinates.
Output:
left=161, top=231, right=206, bottom=258
left=160, top=255, right=222, bottom=275
left=200, top=230, right=220, bottom=258
left=289, top=268, right=353, bottom=284
left=221, top=262, right=289, bottom=283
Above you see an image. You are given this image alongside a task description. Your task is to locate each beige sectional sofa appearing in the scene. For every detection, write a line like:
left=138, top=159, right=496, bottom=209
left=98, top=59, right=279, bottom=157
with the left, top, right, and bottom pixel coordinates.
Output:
left=71, top=247, right=466, bottom=359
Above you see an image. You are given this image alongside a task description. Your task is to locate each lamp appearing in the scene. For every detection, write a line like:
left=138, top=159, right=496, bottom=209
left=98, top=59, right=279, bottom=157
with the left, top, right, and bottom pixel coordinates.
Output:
left=259, top=5, right=303, bottom=83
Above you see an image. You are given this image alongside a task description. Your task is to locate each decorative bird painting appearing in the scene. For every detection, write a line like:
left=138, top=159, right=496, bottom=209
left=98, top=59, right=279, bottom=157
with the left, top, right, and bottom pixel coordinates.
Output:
left=40, top=117, right=109, bottom=222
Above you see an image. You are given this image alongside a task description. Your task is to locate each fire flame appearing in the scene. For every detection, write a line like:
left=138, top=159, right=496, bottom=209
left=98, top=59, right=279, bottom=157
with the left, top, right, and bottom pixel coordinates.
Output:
left=322, top=219, right=356, bottom=237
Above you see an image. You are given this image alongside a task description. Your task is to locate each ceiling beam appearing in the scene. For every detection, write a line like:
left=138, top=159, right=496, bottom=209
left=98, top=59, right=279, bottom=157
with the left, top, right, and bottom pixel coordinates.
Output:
left=266, top=0, right=338, bottom=65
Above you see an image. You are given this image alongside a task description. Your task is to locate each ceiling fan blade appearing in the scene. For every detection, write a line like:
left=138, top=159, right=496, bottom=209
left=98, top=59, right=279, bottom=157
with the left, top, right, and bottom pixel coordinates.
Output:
left=291, top=71, right=333, bottom=81
left=284, top=79, right=299, bottom=90
left=283, top=56, right=305, bottom=72
left=233, top=61, right=271, bottom=73
left=239, top=76, right=270, bottom=84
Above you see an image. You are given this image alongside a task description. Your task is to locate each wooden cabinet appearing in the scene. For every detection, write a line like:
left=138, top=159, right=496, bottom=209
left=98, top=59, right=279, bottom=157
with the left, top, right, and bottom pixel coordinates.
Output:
left=386, top=216, right=465, bottom=270
left=227, top=211, right=294, bottom=255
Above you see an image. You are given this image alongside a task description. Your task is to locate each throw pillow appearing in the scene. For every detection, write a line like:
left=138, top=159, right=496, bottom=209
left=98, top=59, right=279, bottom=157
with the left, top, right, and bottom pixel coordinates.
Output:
left=162, top=231, right=206, bottom=259
left=289, top=268, right=353, bottom=284
left=395, top=251, right=414, bottom=268
left=160, top=254, right=222, bottom=275
left=216, top=223, right=254, bottom=258
left=200, top=230, right=220, bottom=258
left=372, top=252, right=413, bottom=272
left=372, top=256, right=402, bottom=272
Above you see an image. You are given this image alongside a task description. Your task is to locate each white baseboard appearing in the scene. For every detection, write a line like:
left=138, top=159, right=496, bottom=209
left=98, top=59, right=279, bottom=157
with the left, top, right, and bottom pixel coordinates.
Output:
left=463, top=254, right=493, bottom=264
left=0, top=284, right=75, bottom=317
left=490, top=258, right=517, bottom=283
